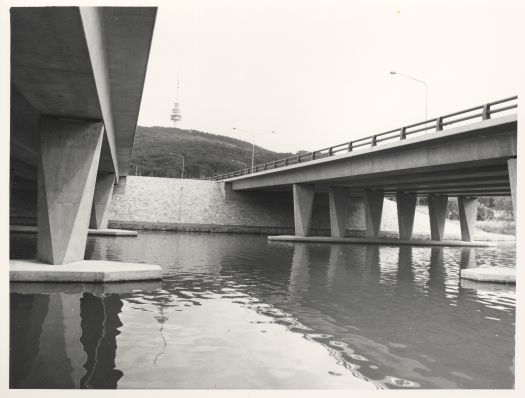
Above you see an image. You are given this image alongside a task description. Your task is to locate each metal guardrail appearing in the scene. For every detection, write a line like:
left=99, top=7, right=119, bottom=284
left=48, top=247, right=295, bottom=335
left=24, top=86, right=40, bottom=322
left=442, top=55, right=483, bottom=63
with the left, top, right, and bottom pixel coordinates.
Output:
left=205, top=96, right=517, bottom=181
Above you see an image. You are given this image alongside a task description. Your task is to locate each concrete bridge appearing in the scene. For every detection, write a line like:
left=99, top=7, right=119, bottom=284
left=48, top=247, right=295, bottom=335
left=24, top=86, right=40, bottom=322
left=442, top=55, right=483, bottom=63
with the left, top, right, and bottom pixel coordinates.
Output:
left=10, top=7, right=157, bottom=268
left=213, top=98, right=517, bottom=243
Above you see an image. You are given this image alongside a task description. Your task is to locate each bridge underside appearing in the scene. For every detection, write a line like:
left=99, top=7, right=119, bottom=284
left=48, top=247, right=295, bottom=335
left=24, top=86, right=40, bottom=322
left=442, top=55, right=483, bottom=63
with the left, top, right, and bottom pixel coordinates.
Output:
left=234, top=162, right=512, bottom=197
left=223, top=116, right=517, bottom=243
left=10, top=7, right=156, bottom=264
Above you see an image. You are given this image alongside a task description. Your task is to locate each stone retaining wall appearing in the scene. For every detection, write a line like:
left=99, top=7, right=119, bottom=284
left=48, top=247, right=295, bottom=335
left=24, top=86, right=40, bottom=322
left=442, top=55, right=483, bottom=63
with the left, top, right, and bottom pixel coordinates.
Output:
left=109, top=176, right=513, bottom=241
left=109, top=176, right=365, bottom=233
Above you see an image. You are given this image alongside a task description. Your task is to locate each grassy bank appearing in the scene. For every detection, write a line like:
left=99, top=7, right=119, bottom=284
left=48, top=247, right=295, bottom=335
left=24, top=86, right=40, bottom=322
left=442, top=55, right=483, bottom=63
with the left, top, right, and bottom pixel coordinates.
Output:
left=475, top=220, right=515, bottom=236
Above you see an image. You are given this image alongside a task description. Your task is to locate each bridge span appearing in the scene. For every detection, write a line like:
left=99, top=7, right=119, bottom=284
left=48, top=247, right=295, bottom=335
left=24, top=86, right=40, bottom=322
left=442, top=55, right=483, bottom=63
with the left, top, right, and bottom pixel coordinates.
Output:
left=214, top=98, right=517, bottom=243
left=10, top=7, right=156, bottom=265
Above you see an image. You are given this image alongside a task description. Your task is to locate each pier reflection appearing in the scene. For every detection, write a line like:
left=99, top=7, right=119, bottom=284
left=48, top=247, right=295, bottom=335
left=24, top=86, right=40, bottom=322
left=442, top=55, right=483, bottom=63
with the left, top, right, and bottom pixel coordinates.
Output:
left=10, top=282, right=160, bottom=388
left=238, top=241, right=515, bottom=388
left=10, top=232, right=515, bottom=389
left=79, top=293, right=123, bottom=388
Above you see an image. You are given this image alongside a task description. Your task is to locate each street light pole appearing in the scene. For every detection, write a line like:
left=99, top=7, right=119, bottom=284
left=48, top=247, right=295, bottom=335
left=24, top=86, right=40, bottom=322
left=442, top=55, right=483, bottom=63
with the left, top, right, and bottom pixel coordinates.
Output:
left=130, top=162, right=139, bottom=176
left=390, top=71, right=428, bottom=122
left=232, top=127, right=276, bottom=171
left=169, top=152, right=185, bottom=179
left=251, top=143, right=255, bottom=169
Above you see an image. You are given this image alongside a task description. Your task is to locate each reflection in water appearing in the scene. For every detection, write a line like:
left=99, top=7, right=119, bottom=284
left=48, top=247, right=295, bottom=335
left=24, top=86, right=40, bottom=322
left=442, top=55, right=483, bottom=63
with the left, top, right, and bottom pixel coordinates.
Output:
left=10, top=232, right=515, bottom=389
left=10, top=294, right=50, bottom=388
left=10, top=289, right=125, bottom=388
left=397, top=246, right=414, bottom=285
left=79, top=293, right=123, bottom=388
left=461, top=247, right=477, bottom=269
left=289, top=243, right=311, bottom=296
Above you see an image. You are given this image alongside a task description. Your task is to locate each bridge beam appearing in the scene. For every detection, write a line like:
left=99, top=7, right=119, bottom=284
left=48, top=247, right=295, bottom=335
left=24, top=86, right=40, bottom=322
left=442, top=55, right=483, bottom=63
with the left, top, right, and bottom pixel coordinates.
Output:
left=396, top=192, right=417, bottom=240
left=230, top=116, right=516, bottom=193
left=89, top=173, right=115, bottom=229
left=328, top=187, right=348, bottom=238
left=507, top=158, right=516, bottom=216
left=37, top=117, right=103, bottom=264
left=458, top=197, right=478, bottom=242
left=428, top=194, right=448, bottom=241
left=364, top=190, right=384, bottom=238
left=293, top=184, right=315, bottom=237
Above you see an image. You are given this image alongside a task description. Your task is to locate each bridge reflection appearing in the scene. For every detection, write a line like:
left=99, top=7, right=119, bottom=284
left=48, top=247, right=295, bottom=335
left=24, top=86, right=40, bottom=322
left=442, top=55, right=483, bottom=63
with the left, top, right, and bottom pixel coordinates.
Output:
left=9, top=233, right=515, bottom=388
left=10, top=282, right=159, bottom=388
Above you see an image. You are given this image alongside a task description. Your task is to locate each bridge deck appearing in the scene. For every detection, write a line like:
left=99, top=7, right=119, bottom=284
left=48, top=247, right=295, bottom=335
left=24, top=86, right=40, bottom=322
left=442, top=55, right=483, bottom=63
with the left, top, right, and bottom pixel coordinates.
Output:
left=224, top=114, right=516, bottom=197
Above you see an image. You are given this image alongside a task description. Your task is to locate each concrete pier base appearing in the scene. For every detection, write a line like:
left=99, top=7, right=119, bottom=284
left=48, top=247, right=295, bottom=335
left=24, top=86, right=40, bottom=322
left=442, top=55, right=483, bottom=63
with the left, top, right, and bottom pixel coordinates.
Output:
left=10, top=225, right=138, bottom=236
left=10, top=259, right=162, bottom=282
left=90, top=173, right=115, bottom=229
left=293, top=184, right=315, bottom=236
left=328, top=187, right=348, bottom=238
left=461, top=267, right=515, bottom=284
left=268, top=235, right=496, bottom=247
left=428, top=194, right=448, bottom=241
left=87, top=228, right=138, bottom=237
left=10, top=280, right=162, bottom=295
left=37, top=117, right=104, bottom=264
left=458, top=197, right=478, bottom=242
left=396, top=192, right=417, bottom=240
left=364, top=190, right=384, bottom=238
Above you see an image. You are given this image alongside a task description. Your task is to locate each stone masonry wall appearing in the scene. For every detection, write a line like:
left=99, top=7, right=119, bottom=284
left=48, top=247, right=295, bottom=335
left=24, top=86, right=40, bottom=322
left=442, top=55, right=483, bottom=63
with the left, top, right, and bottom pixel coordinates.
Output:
left=108, top=176, right=511, bottom=241
left=109, top=176, right=366, bottom=234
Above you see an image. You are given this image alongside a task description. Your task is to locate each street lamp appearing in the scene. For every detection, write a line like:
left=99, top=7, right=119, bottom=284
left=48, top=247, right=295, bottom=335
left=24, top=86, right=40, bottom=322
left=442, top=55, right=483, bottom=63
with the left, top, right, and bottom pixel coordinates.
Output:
left=169, top=152, right=185, bottom=179
left=130, top=162, right=140, bottom=176
left=231, top=159, right=247, bottom=169
left=232, top=127, right=276, bottom=169
left=390, top=71, right=428, bottom=122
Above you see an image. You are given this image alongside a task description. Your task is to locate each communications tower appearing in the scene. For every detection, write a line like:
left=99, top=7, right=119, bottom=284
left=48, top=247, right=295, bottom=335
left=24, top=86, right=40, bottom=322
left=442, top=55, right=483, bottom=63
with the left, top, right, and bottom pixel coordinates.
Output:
left=170, top=80, right=182, bottom=126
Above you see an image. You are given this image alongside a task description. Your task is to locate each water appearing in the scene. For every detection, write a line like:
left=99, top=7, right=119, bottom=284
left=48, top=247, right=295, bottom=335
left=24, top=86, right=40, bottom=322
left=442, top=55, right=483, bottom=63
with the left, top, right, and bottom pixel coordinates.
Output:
left=10, top=232, right=515, bottom=389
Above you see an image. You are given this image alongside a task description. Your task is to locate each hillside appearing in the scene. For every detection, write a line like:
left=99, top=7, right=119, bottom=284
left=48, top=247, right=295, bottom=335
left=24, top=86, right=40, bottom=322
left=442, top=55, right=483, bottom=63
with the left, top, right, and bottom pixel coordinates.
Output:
left=130, top=126, right=294, bottom=178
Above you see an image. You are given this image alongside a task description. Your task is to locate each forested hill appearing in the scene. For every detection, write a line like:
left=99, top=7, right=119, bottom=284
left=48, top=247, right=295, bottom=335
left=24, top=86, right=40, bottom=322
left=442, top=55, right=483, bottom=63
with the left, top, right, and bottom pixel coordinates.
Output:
left=130, top=126, right=295, bottom=179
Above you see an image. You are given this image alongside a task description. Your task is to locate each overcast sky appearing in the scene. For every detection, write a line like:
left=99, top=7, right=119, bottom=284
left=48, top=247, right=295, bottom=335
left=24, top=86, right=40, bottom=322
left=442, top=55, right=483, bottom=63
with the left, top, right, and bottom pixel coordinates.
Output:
left=98, top=0, right=514, bottom=153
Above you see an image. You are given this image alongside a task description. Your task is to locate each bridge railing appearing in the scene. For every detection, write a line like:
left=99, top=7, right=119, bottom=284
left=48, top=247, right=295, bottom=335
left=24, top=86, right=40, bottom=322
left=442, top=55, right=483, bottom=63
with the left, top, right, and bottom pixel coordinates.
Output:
left=206, top=96, right=517, bottom=181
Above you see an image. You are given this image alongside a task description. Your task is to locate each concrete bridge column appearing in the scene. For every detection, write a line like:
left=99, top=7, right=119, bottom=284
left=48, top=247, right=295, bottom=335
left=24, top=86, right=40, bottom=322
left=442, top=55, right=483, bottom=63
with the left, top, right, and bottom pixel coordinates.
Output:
left=364, top=190, right=384, bottom=238
left=396, top=192, right=417, bottom=240
left=37, top=117, right=104, bottom=265
left=113, top=176, right=127, bottom=195
left=458, top=197, right=478, bottom=242
left=428, top=194, right=448, bottom=241
left=508, top=158, right=517, bottom=216
left=293, top=184, right=315, bottom=236
left=328, top=187, right=348, bottom=238
left=89, top=173, right=115, bottom=229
